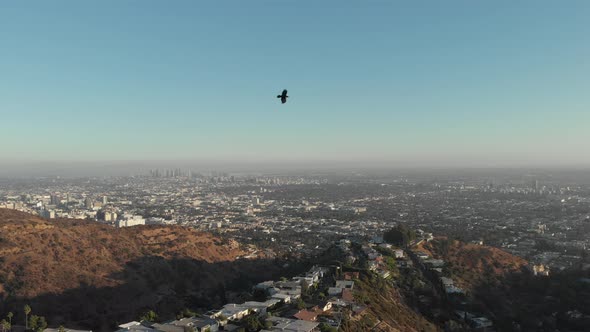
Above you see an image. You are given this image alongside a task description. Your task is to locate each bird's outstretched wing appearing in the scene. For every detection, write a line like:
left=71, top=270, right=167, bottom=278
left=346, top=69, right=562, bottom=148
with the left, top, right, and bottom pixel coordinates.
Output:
left=282, top=89, right=288, bottom=96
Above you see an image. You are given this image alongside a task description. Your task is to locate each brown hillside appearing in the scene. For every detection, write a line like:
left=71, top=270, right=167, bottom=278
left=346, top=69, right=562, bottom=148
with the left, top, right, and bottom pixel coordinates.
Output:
left=418, top=238, right=528, bottom=291
left=340, top=272, right=441, bottom=332
left=0, top=209, right=287, bottom=331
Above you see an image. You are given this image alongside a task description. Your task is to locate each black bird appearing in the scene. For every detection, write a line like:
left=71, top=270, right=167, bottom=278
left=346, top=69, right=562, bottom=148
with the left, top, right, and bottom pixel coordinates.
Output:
left=277, top=89, right=288, bottom=104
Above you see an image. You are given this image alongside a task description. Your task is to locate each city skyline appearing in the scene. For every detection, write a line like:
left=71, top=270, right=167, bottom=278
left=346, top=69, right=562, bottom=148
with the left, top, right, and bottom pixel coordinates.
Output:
left=2, top=1, right=590, bottom=166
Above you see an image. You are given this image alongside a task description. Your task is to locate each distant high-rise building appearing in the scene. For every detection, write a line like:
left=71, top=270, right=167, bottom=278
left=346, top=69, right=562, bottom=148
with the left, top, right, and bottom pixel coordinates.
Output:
left=41, top=209, right=56, bottom=219
left=117, top=215, right=145, bottom=227
left=252, top=196, right=261, bottom=205
left=105, top=211, right=117, bottom=222
left=50, top=194, right=60, bottom=206
left=103, top=196, right=108, bottom=205
left=85, top=197, right=93, bottom=209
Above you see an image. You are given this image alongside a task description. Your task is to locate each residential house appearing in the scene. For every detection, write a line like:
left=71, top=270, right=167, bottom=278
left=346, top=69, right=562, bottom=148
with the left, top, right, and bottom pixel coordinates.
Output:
left=150, top=324, right=184, bottom=332
left=266, top=317, right=319, bottom=332
left=327, top=287, right=343, bottom=296
left=293, top=310, right=318, bottom=322
left=271, top=293, right=292, bottom=304
left=219, top=304, right=250, bottom=321
left=335, top=280, right=354, bottom=290
left=329, top=298, right=348, bottom=307
left=415, top=252, right=429, bottom=260
left=115, top=322, right=159, bottom=332
left=424, top=259, right=445, bottom=268
left=341, top=289, right=354, bottom=303
left=343, top=272, right=359, bottom=280
left=317, top=301, right=332, bottom=312
left=469, top=317, right=494, bottom=330
left=441, top=277, right=454, bottom=288
left=254, top=281, right=275, bottom=290
left=167, top=316, right=220, bottom=332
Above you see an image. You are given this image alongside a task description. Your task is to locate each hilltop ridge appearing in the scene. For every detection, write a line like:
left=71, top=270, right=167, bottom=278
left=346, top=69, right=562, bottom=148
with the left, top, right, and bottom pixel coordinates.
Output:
left=0, top=209, right=288, bottom=330
left=417, top=238, right=528, bottom=291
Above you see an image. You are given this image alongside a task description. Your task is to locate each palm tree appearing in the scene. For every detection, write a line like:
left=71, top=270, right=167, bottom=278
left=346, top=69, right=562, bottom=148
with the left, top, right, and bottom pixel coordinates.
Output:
left=6, top=313, right=12, bottom=326
left=1, top=320, right=10, bottom=332
left=24, top=305, right=31, bottom=330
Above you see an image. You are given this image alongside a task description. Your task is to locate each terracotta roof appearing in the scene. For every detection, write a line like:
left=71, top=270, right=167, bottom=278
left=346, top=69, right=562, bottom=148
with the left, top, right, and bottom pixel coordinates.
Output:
left=342, top=288, right=354, bottom=302
left=293, top=310, right=318, bottom=322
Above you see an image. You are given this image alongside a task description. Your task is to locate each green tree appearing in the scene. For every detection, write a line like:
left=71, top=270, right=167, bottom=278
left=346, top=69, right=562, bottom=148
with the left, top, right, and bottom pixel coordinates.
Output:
left=58, top=326, right=66, bottom=332
left=243, top=315, right=262, bottom=332
left=1, top=319, right=10, bottom=332
left=29, top=315, right=39, bottom=331
left=300, top=280, right=310, bottom=295
left=139, top=310, right=158, bottom=322
left=384, top=225, right=416, bottom=247
left=6, top=313, right=12, bottom=326
left=384, top=227, right=406, bottom=246
left=264, top=320, right=273, bottom=329
left=319, top=323, right=338, bottom=332
left=295, top=297, right=306, bottom=310
left=252, top=289, right=267, bottom=302
left=36, top=317, right=47, bottom=332
left=24, top=305, right=31, bottom=330
left=181, top=308, right=196, bottom=318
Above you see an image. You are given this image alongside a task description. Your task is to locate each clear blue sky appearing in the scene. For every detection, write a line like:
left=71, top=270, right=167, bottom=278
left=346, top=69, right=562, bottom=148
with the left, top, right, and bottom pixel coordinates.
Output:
left=1, top=1, right=589, bottom=167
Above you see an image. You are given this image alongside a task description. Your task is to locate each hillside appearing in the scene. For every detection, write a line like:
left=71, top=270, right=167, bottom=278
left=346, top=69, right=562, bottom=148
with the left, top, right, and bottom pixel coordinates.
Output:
left=339, top=271, right=441, bottom=332
left=0, top=209, right=288, bottom=331
left=417, top=238, right=528, bottom=291
left=417, top=238, right=590, bottom=331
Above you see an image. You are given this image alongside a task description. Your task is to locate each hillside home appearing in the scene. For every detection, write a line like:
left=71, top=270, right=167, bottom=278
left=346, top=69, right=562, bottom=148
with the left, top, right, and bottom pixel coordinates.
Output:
left=267, top=317, right=319, bottom=332
left=167, top=317, right=219, bottom=332
left=335, top=280, right=354, bottom=290
left=328, top=287, right=343, bottom=296
left=219, top=304, right=250, bottom=321
left=115, top=322, right=159, bottom=332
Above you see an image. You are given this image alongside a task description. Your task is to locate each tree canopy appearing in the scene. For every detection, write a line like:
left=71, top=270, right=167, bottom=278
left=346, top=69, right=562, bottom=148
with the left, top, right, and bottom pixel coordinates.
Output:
left=384, top=225, right=416, bottom=247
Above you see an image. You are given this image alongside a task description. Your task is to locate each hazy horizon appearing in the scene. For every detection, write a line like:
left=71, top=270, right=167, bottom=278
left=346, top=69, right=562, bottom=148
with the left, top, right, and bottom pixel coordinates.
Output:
left=1, top=159, right=590, bottom=178
left=2, top=1, right=589, bottom=168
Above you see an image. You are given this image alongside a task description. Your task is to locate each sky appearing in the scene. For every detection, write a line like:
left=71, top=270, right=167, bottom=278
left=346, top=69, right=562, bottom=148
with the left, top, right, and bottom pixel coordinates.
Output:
left=1, top=1, right=589, bottom=168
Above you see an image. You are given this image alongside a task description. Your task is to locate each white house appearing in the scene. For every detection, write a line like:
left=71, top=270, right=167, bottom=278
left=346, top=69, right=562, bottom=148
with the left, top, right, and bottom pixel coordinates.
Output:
left=219, top=304, right=250, bottom=321
left=328, top=287, right=343, bottom=296
left=335, top=280, right=354, bottom=290
left=271, top=293, right=292, bottom=303
left=115, top=322, right=159, bottom=332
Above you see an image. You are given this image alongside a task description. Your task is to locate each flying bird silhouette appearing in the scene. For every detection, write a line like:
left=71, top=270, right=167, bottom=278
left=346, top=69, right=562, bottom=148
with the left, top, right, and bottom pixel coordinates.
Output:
left=277, top=89, right=288, bottom=104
